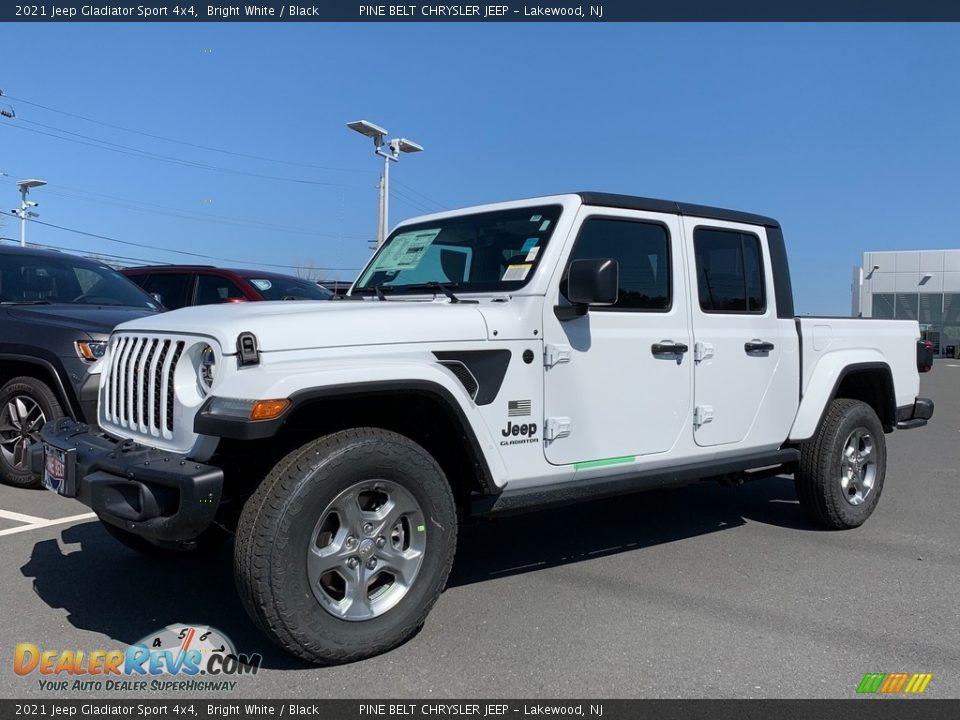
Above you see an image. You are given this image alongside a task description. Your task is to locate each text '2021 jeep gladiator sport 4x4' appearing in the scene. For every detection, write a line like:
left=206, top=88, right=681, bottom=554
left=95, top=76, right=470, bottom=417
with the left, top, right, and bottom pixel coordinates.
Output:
left=36, top=192, right=933, bottom=664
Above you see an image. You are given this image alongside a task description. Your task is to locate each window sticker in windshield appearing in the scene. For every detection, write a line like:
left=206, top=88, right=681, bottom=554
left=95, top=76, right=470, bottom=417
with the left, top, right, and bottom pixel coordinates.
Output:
left=250, top=279, right=273, bottom=291
left=530, top=215, right=542, bottom=223
left=539, top=219, right=551, bottom=231
left=525, top=246, right=540, bottom=262
left=375, top=229, right=440, bottom=271
left=521, top=237, right=538, bottom=252
left=502, top=263, right=532, bottom=282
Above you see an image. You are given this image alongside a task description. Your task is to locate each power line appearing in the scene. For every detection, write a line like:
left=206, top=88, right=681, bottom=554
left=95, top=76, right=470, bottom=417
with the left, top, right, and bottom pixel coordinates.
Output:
left=44, top=186, right=371, bottom=241
left=0, top=236, right=168, bottom=266
left=394, top=178, right=449, bottom=211
left=2, top=91, right=450, bottom=210
left=2, top=92, right=367, bottom=175
left=391, top=187, right=436, bottom=215
left=25, top=217, right=361, bottom=272
left=0, top=120, right=363, bottom=188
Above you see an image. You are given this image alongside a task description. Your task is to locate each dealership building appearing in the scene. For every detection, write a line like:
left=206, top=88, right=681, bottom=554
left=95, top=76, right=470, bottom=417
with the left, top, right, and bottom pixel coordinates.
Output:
left=851, top=249, right=960, bottom=357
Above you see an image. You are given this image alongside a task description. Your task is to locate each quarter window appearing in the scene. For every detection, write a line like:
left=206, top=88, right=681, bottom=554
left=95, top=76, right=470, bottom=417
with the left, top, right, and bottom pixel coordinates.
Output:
left=565, top=218, right=671, bottom=311
left=693, top=228, right=766, bottom=313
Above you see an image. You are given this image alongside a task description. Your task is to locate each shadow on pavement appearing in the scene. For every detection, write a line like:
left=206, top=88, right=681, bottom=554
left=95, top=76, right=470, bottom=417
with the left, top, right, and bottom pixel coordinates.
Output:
left=449, top=474, right=811, bottom=587
left=20, top=475, right=811, bottom=667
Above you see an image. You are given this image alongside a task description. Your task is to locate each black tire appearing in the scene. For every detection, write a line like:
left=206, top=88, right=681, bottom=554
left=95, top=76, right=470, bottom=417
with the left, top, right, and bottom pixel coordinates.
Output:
left=0, top=375, right=65, bottom=489
left=795, top=399, right=887, bottom=529
left=99, top=518, right=230, bottom=557
left=234, top=427, right=457, bottom=665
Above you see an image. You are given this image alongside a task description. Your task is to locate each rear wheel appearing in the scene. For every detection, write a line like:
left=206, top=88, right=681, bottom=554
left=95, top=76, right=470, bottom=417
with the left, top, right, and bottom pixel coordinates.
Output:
left=0, top=376, right=64, bottom=489
left=796, top=398, right=887, bottom=529
left=234, top=427, right=457, bottom=664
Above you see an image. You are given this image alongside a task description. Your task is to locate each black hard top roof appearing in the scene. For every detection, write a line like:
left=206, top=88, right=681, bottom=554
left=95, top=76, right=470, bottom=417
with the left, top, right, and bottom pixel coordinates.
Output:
left=576, top=192, right=780, bottom=228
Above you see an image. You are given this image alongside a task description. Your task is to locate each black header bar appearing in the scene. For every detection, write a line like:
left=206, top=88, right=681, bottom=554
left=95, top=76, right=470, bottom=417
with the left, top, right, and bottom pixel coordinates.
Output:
left=5, top=0, right=960, bottom=22
left=0, top=700, right=958, bottom=719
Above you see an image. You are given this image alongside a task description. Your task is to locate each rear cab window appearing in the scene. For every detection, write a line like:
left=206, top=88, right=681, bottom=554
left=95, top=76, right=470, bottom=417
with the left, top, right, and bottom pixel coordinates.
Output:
left=693, top=227, right=766, bottom=313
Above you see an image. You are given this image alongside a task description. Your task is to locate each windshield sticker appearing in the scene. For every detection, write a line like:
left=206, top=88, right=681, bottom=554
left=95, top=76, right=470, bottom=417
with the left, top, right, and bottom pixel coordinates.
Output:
left=374, top=229, right=440, bottom=271
left=525, top=246, right=540, bottom=262
left=530, top=215, right=542, bottom=223
left=502, top=263, right=532, bottom=282
left=521, top=237, right=538, bottom=252
left=249, top=279, right=272, bottom=291
left=539, top=219, right=551, bottom=231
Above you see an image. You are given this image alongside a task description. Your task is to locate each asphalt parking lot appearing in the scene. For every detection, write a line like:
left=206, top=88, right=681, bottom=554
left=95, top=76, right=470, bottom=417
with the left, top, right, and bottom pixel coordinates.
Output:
left=1, top=367, right=958, bottom=699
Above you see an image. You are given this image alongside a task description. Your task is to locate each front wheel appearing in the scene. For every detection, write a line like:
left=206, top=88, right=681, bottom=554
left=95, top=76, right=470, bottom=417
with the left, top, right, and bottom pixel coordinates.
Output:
left=234, top=428, right=457, bottom=665
left=795, top=398, right=887, bottom=529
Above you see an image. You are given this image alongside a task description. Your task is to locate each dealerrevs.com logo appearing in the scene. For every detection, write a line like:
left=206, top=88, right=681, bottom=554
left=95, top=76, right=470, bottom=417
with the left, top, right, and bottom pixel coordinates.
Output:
left=14, top=624, right=262, bottom=692
left=856, top=672, right=933, bottom=695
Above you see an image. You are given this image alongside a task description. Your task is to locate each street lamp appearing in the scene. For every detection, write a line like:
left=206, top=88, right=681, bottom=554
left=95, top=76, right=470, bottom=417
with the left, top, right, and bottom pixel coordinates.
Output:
left=347, top=120, right=423, bottom=247
left=13, top=179, right=45, bottom=247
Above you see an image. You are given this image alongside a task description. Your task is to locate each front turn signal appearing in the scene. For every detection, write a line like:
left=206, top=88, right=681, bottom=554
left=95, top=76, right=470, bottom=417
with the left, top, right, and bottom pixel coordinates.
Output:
left=249, top=398, right=290, bottom=421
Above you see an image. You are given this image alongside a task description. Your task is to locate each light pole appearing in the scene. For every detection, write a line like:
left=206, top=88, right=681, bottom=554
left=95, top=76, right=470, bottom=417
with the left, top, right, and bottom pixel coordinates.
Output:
left=13, top=179, right=45, bottom=247
left=347, top=120, right=423, bottom=247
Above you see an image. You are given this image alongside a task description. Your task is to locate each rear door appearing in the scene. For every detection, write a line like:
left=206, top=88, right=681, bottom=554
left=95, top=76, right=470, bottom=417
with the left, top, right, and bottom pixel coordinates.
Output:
left=195, top=273, right=248, bottom=305
left=140, top=273, right=193, bottom=310
left=685, top=221, right=797, bottom=448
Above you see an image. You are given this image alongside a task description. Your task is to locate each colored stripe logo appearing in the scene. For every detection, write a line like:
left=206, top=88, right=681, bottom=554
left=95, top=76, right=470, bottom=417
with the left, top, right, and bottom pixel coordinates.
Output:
left=857, top=672, right=932, bottom=694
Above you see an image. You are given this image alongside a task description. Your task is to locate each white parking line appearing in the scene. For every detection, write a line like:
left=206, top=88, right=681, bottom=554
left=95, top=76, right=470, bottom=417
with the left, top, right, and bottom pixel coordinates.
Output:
left=0, top=512, right=96, bottom=537
left=0, top=509, right=48, bottom=524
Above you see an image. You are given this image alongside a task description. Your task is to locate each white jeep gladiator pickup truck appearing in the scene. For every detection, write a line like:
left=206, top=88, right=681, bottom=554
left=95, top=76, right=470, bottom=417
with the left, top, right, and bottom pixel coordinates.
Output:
left=36, top=192, right=933, bottom=664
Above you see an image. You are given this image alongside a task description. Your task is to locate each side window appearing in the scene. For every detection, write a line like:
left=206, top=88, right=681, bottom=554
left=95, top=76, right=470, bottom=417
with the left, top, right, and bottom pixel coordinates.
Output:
left=142, top=273, right=192, bottom=310
left=195, top=274, right=246, bottom=305
left=126, top=273, right=149, bottom=288
left=693, top=228, right=766, bottom=313
left=566, top=218, right=671, bottom=311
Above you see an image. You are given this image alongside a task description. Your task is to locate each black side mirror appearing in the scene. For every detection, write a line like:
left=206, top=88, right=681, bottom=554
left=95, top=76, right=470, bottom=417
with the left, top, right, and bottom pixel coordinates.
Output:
left=555, top=258, right=619, bottom=321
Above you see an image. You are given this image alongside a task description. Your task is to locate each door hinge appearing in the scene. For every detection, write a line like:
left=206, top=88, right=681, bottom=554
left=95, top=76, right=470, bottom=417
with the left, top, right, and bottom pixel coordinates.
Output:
left=693, top=405, right=714, bottom=429
left=694, top=341, right=714, bottom=363
left=544, top=343, right=571, bottom=368
left=544, top=417, right=572, bottom=441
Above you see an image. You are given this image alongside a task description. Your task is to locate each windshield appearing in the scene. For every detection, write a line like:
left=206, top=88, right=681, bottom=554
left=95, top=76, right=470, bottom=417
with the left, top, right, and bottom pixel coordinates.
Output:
left=354, top=205, right=563, bottom=295
left=0, top=253, right=160, bottom=309
left=243, top=275, right=333, bottom=301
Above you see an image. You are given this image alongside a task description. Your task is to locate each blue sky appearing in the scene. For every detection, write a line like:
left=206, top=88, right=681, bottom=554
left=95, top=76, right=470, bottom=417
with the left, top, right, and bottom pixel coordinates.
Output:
left=1, top=23, right=958, bottom=313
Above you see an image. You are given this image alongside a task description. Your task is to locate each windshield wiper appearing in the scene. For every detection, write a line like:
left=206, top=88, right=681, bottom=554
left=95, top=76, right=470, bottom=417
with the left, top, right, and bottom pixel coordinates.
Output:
left=1, top=300, right=52, bottom=305
left=401, top=282, right=477, bottom=304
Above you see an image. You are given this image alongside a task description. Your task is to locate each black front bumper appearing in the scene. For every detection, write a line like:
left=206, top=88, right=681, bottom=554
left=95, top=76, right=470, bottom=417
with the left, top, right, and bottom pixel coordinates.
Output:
left=31, top=418, right=223, bottom=542
left=896, top=397, right=935, bottom=430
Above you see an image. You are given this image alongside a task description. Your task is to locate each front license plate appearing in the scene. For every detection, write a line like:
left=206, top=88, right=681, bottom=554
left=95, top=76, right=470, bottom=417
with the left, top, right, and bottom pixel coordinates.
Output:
left=42, top=444, right=72, bottom=496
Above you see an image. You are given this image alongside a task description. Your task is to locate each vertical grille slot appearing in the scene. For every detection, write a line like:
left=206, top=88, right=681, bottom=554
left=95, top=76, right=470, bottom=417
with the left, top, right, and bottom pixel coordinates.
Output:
left=102, top=334, right=187, bottom=440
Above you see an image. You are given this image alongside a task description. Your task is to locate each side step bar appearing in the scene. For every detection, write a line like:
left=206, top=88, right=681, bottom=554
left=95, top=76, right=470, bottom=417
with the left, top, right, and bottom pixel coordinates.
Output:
left=471, top=448, right=801, bottom=517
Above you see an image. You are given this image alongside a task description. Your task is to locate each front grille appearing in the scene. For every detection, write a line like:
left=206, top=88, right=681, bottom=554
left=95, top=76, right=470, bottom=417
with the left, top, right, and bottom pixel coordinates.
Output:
left=104, top=336, right=185, bottom=437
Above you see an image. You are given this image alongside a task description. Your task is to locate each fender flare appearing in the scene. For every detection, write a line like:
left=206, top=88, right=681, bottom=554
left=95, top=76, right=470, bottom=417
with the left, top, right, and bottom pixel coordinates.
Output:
left=194, top=378, right=503, bottom=494
left=789, top=355, right=894, bottom=441
left=0, top=351, right=79, bottom=419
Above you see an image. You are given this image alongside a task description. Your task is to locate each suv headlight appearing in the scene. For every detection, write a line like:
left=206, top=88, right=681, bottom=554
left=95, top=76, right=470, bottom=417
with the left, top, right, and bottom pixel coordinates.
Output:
left=76, top=341, right=108, bottom=361
left=198, top=343, right=216, bottom=395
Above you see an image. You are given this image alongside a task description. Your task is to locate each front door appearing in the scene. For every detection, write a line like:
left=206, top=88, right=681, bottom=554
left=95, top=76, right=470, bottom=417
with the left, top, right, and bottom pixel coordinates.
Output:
left=542, top=209, right=693, bottom=466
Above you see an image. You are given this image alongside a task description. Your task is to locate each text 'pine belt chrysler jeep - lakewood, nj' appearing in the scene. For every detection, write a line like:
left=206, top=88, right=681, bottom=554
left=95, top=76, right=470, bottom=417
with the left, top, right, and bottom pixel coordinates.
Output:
left=35, top=192, right=934, bottom=664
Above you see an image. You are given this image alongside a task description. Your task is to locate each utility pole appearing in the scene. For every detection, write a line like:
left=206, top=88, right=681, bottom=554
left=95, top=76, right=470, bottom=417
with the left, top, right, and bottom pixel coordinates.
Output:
left=14, top=179, right=45, bottom=247
left=347, top=120, right=423, bottom=247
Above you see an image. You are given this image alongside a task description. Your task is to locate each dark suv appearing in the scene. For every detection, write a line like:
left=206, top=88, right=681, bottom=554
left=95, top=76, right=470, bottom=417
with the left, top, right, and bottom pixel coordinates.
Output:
left=121, top=265, right=332, bottom=309
left=0, top=245, right=161, bottom=487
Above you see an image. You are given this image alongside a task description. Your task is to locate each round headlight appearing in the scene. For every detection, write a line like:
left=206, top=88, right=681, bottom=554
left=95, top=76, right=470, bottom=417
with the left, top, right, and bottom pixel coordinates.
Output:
left=198, top=344, right=216, bottom=394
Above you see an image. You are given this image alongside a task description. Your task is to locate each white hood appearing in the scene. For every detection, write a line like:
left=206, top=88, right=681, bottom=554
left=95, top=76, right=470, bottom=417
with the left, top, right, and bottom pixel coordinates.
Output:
left=113, top=300, right=491, bottom=353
